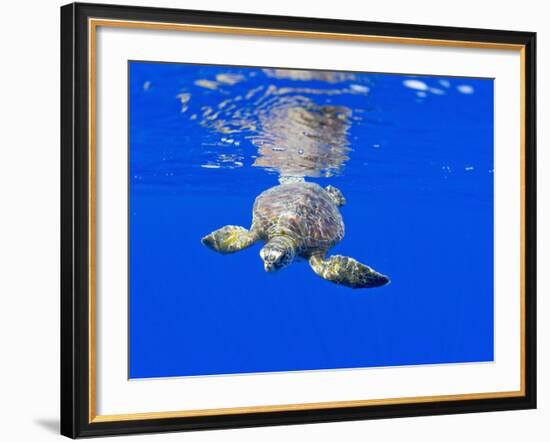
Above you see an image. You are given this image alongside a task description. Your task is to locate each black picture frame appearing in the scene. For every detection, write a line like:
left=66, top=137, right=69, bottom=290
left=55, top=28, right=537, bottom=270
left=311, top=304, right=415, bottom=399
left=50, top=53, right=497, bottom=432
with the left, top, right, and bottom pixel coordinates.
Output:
left=61, top=2, right=537, bottom=438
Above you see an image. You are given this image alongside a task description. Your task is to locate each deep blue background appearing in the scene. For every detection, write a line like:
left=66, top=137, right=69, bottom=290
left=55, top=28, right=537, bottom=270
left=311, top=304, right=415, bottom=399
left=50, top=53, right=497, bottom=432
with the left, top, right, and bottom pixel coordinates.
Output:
left=129, top=62, right=494, bottom=379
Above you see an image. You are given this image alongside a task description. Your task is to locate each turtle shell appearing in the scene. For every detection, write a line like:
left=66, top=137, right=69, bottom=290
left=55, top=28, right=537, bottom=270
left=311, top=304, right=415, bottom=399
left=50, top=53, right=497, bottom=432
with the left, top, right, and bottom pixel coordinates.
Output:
left=252, top=182, right=344, bottom=255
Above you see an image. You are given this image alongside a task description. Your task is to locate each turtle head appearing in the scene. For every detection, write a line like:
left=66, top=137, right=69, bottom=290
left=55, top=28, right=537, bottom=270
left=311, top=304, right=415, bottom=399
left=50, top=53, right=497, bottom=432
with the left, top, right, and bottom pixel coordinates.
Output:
left=260, top=236, right=296, bottom=272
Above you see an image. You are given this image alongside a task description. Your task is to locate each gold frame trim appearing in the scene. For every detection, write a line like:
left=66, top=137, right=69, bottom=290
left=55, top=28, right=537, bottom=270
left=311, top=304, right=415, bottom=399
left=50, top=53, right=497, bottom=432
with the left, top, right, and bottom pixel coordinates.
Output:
left=88, top=18, right=527, bottom=424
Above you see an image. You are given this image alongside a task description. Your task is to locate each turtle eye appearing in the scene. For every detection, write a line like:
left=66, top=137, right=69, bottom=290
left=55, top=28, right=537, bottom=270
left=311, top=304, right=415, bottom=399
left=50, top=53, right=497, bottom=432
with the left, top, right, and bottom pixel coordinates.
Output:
left=269, top=251, right=283, bottom=264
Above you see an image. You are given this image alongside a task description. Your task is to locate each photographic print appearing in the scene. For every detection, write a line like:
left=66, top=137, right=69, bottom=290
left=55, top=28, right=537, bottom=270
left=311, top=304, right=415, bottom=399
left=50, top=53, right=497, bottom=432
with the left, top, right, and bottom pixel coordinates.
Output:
left=128, top=62, right=494, bottom=379
left=61, top=5, right=536, bottom=437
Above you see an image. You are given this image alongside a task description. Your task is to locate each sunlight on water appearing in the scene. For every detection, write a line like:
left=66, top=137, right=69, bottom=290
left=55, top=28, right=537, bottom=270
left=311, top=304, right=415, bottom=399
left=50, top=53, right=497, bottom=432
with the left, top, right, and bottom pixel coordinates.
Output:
left=457, top=84, right=475, bottom=94
left=262, top=68, right=357, bottom=83
left=403, top=79, right=428, bottom=91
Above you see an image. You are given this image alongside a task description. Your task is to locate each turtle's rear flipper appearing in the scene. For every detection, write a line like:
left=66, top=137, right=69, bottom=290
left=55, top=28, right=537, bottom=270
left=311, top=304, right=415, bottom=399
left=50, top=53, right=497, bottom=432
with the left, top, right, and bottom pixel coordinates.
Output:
left=201, top=225, right=258, bottom=254
left=309, top=254, right=389, bottom=289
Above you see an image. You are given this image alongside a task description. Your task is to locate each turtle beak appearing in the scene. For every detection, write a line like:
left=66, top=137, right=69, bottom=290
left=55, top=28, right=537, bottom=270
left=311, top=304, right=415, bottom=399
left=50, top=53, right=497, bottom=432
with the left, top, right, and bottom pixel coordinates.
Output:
left=260, top=248, right=281, bottom=272
left=262, top=256, right=278, bottom=272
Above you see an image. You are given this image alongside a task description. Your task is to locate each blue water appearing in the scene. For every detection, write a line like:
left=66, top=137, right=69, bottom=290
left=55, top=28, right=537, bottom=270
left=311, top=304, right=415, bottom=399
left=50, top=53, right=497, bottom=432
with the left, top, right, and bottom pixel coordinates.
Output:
left=129, top=61, right=494, bottom=379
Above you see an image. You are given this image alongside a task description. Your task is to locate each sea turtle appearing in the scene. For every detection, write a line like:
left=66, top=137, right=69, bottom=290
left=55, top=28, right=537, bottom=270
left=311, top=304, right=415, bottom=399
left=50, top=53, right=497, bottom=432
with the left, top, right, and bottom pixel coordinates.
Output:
left=201, top=181, right=389, bottom=289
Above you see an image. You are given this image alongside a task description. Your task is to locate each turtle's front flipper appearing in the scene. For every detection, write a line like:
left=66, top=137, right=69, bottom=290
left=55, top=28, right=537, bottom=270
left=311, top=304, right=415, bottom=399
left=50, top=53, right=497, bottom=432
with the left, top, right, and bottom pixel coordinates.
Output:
left=309, top=254, right=389, bottom=289
left=202, top=225, right=259, bottom=254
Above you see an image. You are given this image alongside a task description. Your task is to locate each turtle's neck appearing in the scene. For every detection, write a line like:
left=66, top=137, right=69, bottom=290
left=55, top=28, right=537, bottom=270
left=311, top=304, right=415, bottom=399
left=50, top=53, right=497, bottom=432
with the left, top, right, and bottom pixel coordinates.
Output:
left=266, top=235, right=297, bottom=255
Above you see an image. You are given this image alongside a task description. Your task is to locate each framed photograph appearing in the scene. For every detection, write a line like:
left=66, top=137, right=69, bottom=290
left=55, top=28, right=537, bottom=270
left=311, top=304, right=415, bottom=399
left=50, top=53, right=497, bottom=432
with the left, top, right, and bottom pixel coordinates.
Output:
left=60, top=2, right=536, bottom=438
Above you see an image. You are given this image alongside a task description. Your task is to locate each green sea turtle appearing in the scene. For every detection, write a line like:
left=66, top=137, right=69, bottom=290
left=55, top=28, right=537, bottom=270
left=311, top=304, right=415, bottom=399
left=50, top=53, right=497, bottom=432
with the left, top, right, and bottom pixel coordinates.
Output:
left=201, top=180, right=389, bottom=289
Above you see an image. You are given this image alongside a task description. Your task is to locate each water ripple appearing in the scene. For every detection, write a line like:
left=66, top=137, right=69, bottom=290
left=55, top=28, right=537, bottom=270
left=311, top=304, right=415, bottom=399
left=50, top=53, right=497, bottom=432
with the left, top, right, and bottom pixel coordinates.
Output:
left=187, top=69, right=371, bottom=177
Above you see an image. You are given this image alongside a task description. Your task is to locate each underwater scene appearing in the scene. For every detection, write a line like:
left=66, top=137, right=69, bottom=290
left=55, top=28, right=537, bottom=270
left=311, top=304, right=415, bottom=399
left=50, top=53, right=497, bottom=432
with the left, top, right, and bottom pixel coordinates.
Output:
left=129, top=61, right=494, bottom=379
